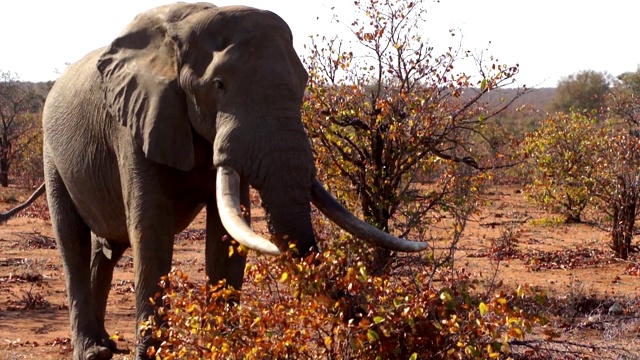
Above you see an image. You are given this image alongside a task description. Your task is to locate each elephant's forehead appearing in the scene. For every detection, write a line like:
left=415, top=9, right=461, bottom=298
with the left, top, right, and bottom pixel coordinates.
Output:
left=202, top=7, right=292, bottom=43
left=212, top=43, right=296, bottom=84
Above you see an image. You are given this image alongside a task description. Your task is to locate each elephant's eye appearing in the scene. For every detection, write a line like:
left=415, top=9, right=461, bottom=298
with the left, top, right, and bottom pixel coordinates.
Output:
left=213, top=79, right=225, bottom=92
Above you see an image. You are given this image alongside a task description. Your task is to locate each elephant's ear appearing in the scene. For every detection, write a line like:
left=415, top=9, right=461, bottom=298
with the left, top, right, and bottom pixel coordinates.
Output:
left=97, top=9, right=194, bottom=171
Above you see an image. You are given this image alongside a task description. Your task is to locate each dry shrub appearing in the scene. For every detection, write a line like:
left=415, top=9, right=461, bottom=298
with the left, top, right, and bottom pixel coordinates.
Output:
left=145, top=244, right=546, bottom=359
left=6, top=285, right=51, bottom=311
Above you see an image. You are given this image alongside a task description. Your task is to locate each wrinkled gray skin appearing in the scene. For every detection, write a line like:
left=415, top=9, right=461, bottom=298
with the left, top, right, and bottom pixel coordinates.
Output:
left=44, top=4, right=315, bottom=359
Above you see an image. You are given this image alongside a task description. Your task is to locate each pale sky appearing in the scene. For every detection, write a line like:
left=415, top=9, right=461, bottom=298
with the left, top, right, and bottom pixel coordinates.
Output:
left=1, top=1, right=637, bottom=88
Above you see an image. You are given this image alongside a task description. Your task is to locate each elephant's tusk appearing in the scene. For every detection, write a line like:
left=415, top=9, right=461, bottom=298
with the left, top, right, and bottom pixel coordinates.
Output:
left=216, top=166, right=282, bottom=255
left=311, top=178, right=428, bottom=252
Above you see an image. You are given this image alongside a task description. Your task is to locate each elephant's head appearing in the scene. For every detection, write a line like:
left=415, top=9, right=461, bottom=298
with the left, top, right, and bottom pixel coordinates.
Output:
left=97, top=3, right=426, bottom=256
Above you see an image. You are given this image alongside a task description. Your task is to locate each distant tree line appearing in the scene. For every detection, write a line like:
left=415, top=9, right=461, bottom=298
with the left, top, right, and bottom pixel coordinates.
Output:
left=0, top=70, right=49, bottom=188
left=525, top=66, right=640, bottom=259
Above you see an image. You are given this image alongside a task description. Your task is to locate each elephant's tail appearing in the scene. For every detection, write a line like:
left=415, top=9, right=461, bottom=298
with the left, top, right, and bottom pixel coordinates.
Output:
left=0, top=183, right=46, bottom=223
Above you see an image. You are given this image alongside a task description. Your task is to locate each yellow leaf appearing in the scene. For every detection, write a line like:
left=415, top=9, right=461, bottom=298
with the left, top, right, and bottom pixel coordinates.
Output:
left=479, top=302, right=488, bottom=317
left=280, top=272, right=289, bottom=282
left=251, top=317, right=261, bottom=328
left=324, top=336, right=333, bottom=347
left=109, top=332, right=124, bottom=342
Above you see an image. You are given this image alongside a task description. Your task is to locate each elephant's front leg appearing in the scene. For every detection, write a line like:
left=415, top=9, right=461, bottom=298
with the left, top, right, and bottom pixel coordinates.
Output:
left=90, top=234, right=127, bottom=353
left=119, top=159, right=176, bottom=359
left=126, top=199, right=174, bottom=359
left=206, top=179, right=250, bottom=290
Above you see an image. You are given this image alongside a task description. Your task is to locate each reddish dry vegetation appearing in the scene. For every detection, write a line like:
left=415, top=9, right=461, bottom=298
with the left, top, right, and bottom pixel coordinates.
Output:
left=0, top=186, right=639, bottom=359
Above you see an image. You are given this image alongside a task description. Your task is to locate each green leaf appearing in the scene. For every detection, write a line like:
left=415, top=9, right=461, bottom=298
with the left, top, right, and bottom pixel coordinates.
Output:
left=359, top=266, right=368, bottom=280
left=367, top=329, right=380, bottom=342
left=373, top=316, right=384, bottom=324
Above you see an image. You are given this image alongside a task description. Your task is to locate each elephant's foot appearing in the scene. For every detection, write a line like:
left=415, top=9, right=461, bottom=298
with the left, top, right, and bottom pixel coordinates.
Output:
left=98, top=329, right=119, bottom=353
left=85, top=345, right=112, bottom=360
left=73, top=337, right=112, bottom=360
left=134, top=341, right=156, bottom=360
left=132, top=333, right=162, bottom=360
left=104, top=338, right=118, bottom=353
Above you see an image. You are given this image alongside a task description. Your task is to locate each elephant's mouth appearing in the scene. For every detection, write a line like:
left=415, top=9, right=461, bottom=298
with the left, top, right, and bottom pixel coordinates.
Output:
left=216, top=166, right=427, bottom=255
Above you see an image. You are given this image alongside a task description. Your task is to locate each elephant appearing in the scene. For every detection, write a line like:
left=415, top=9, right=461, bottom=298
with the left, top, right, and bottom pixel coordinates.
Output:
left=3, top=3, right=427, bottom=360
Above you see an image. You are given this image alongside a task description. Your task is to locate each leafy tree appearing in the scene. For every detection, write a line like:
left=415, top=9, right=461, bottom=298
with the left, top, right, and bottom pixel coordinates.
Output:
left=523, top=111, right=602, bottom=223
left=525, top=108, right=640, bottom=258
left=590, top=120, right=640, bottom=259
left=302, top=0, right=523, bottom=272
left=616, top=66, right=640, bottom=96
left=551, top=70, right=611, bottom=114
left=0, top=70, right=42, bottom=187
left=594, top=82, right=640, bottom=258
left=606, top=68, right=640, bottom=128
left=9, top=112, right=43, bottom=187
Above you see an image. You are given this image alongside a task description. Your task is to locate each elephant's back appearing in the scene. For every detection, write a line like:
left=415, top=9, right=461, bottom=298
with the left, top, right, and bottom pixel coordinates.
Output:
left=43, top=48, right=129, bottom=240
left=43, top=47, right=105, bottom=123
left=43, top=48, right=111, bottom=139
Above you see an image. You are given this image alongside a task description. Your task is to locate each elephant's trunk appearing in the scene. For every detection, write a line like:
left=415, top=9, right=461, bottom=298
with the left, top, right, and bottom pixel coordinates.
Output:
left=213, top=107, right=320, bottom=255
left=263, top=198, right=317, bottom=256
left=256, top=149, right=318, bottom=256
